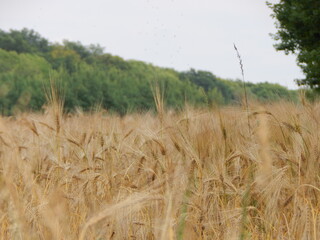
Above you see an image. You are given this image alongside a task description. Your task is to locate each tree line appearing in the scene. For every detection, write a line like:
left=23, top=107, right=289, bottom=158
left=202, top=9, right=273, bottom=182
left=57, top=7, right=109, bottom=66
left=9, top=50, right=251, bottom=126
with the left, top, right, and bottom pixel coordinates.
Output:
left=0, top=28, right=298, bottom=115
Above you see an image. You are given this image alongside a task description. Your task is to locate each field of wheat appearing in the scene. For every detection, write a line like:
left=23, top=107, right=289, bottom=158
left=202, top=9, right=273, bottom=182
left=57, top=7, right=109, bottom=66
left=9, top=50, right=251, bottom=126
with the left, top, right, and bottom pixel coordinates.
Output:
left=0, top=99, right=320, bottom=240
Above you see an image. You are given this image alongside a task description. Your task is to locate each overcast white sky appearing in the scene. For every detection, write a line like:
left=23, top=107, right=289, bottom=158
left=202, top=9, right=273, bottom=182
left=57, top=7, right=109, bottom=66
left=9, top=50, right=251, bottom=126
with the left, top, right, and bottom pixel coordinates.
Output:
left=0, top=0, right=304, bottom=89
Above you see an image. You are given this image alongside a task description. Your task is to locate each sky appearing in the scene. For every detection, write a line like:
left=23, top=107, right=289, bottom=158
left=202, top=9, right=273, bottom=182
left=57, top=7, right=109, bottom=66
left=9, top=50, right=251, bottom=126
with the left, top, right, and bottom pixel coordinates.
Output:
left=0, top=0, right=304, bottom=89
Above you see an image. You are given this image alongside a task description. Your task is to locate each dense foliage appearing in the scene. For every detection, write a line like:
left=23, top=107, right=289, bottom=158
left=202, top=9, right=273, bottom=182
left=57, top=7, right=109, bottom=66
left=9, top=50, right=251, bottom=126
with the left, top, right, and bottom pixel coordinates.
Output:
left=268, top=0, right=320, bottom=89
left=0, top=28, right=297, bottom=115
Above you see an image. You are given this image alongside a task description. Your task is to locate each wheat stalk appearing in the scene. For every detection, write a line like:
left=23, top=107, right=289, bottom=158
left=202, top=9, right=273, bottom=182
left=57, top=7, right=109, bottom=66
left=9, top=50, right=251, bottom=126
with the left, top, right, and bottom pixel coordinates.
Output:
left=234, top=43, right=251, bottom=134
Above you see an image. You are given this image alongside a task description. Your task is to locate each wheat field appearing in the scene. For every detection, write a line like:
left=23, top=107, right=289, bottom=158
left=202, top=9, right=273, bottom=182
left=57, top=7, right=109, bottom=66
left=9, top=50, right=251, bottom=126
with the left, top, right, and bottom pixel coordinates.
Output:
left=0, top=99, right=320, bottom=240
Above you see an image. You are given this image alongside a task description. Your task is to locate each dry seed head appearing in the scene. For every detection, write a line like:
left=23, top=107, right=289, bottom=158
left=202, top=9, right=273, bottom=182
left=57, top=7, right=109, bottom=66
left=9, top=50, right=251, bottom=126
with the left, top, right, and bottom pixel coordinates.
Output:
left=0, top=102, right=319, bottom=239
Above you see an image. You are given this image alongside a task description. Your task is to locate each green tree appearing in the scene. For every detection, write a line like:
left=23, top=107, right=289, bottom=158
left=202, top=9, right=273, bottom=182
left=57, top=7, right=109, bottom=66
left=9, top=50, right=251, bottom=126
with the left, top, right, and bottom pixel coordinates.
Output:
left=0, top=49, right=52, bottom=114
left=49, top=45, right=81, bottom=73
left=180, top=69, right=235, bottom=104
left=248, top=82, right=298, bottom=102
left=0, top=28, right=50, bottom=55
left=268, top=0, right=320, bottom=89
